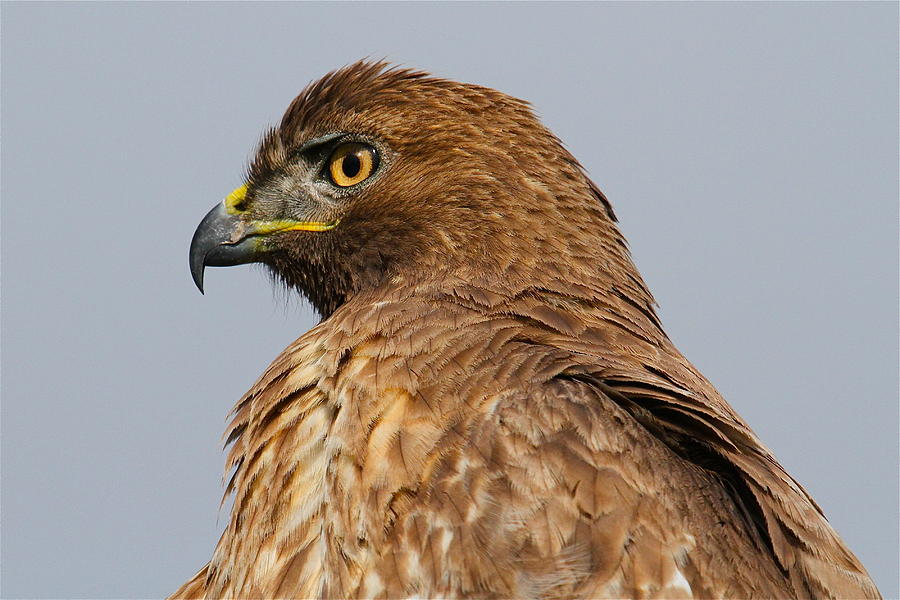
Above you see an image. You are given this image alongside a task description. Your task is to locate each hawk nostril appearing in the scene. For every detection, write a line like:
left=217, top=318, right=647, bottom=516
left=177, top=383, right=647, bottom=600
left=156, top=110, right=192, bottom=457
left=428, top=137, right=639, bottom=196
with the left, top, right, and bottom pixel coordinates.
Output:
left=224, top=184, right=250, bottom=215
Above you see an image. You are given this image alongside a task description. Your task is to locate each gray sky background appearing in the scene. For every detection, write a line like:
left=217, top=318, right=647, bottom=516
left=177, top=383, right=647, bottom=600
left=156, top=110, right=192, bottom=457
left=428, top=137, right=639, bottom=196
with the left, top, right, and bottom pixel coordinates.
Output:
left=2, top=2, right=897, bottom=598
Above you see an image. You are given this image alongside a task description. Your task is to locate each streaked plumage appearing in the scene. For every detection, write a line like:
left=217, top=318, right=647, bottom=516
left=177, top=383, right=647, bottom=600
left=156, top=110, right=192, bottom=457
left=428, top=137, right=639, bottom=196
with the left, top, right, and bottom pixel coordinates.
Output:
left=173, top=62, right=879, bottom=599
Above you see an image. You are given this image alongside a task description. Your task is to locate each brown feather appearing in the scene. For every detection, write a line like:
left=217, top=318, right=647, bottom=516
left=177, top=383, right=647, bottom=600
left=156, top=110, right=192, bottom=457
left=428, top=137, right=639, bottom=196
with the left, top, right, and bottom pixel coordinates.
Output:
left=172, top=61, right=880, bottom=599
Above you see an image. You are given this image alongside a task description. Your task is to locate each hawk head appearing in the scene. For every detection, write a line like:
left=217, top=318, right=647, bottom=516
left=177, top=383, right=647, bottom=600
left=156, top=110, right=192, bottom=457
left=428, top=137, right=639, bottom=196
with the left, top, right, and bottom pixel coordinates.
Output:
left=190, top=61, right=631, bottom=317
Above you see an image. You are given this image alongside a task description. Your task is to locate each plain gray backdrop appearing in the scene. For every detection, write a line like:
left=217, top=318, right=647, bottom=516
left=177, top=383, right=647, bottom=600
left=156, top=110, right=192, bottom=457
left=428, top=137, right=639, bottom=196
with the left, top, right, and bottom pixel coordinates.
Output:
left=2, top=2, right=897, bottom=598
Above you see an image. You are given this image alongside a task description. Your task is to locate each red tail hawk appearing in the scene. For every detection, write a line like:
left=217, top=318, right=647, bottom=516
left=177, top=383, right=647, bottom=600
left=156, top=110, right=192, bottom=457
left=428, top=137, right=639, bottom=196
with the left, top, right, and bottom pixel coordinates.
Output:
left=174, top=62, right=879, bottom=599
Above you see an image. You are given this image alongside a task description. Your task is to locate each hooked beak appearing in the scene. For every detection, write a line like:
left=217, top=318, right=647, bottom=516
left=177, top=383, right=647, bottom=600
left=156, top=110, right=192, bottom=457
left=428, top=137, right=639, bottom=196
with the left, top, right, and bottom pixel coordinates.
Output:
left=189, top=202, right=258, bottom=293
left=189, top=187, right=340, bottom=293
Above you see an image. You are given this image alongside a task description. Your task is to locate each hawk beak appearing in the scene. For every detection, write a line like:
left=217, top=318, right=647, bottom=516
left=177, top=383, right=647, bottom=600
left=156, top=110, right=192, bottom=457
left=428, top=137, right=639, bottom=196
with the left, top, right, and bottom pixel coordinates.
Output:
left=189, top=202, right=260, bottom=294
left=189, top=190, right=340, bottom=294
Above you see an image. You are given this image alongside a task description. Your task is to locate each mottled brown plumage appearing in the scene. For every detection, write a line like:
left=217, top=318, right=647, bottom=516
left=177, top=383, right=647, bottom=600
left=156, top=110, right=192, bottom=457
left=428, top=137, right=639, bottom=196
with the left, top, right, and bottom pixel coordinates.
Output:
left=174, top=62, right=879, bottom=599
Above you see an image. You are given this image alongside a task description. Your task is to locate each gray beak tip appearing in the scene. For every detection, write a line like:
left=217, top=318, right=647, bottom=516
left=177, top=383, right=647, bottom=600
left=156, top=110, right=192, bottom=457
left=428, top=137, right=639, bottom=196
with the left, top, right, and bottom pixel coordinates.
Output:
left=189, top=201, right=261, bottom=295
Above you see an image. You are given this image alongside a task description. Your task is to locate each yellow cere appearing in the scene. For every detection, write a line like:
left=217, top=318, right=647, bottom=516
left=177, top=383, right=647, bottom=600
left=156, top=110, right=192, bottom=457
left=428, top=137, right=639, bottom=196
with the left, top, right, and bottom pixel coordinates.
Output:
left=222, top=182, right=339, bottom=234
left=224, top=184, right=249, bottom=215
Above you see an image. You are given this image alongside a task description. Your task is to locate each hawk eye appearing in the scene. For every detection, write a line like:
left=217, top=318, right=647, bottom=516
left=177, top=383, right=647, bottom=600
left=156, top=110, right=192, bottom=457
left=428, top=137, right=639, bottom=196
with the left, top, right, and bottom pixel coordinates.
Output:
left=328, top=143, right=378, bottom=187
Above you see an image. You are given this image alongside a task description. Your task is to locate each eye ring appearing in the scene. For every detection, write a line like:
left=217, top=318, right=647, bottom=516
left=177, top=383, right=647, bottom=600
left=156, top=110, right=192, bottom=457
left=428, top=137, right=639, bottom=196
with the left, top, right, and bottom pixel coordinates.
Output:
left=328, top=143, right=378, bottom=187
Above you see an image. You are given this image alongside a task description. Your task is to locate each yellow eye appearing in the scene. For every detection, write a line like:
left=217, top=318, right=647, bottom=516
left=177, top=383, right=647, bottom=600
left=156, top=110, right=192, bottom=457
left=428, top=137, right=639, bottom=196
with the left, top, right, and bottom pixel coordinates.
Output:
left=328, top=143, right=378, bottom=187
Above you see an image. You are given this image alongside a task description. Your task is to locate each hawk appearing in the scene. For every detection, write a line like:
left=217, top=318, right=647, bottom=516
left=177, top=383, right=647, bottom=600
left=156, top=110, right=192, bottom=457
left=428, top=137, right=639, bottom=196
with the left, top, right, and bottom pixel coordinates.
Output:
left=174, top=62, right=879, bottom=599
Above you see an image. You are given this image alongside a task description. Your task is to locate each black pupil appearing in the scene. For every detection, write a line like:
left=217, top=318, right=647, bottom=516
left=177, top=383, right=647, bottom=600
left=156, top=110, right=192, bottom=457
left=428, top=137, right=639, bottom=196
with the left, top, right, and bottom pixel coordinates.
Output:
left=342, top=152, right=362, bottom=179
